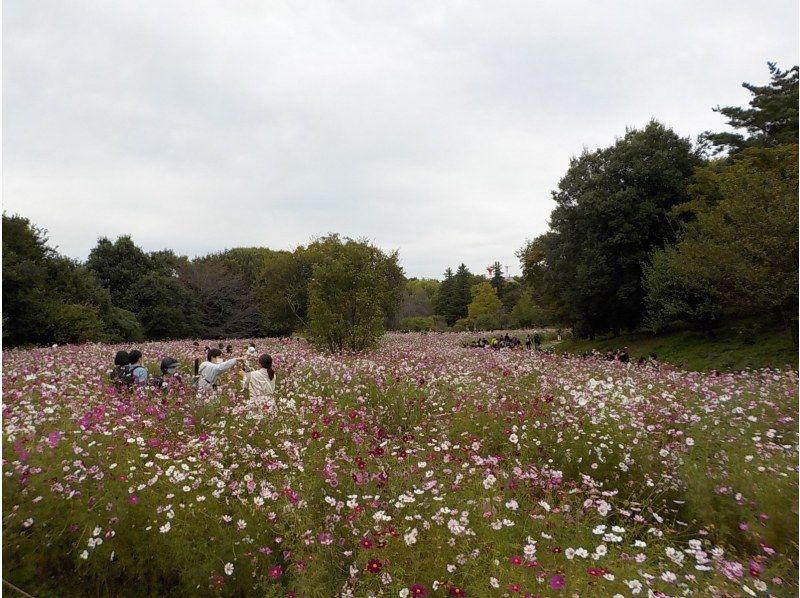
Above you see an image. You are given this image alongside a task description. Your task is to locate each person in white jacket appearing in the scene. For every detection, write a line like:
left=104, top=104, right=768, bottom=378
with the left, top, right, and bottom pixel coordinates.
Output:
left=241, top=353, right=276, bottom=412
left=198, top=348, right=241, bottom=391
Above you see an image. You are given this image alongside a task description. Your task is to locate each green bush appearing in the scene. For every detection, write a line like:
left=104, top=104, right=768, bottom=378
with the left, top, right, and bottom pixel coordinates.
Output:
left=508, top=291, right=546, bottom=328
left=451, top=317, right=473, bottom=332
left=105, top=306, right=144, bottom=342
left=48, top=303, right=109, bottom=343
left=398, top=316, right=447, bottom=331
left=473, top=313, right=500, bottom=331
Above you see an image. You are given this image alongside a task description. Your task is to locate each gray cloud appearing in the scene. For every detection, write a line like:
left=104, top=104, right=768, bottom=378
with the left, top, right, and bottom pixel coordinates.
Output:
left=4, top=0, right=798, bottom=278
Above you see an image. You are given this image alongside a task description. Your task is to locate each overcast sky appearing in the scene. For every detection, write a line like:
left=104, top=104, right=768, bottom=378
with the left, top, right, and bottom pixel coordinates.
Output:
left=3, top=1, right=798, bottom=279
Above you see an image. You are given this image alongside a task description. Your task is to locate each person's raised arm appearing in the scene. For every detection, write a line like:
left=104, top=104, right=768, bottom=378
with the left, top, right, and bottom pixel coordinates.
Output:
left=217, top=357, right=240, bottom=373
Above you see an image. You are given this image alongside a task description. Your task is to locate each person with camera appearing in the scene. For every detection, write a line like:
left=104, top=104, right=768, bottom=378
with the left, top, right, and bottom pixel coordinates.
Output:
left=197, top=348, right=241, bottom=391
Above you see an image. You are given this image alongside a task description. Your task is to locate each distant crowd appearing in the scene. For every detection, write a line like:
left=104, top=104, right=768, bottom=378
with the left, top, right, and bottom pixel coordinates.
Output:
left=463, top=334, right=659, bottom=367
left=466, top=333, right=549, bottom=351
left=576, top=347, right=659, bottom=366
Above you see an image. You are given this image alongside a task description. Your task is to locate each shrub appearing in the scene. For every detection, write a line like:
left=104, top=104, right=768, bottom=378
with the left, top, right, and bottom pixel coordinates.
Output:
left=48, top=303, right=109, bottom=343
left=399, top=316, right=447, bottom=332
left=105, top=306, right=144, bottom=342
left=473, top=313, right=500, bottom=331
left=451, top=317, right=473, bottom=332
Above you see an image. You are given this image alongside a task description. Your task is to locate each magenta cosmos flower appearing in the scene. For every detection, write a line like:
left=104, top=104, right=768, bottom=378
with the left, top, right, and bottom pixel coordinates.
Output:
left=549, top=574, right=566, bottom=590
left=409, top=584, right=428, bottom=597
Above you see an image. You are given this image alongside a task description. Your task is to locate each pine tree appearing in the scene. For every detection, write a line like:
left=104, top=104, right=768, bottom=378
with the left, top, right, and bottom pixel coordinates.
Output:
left=490, top=260, right=505, bottom=298
left=701, top=63, right=799, bottom=156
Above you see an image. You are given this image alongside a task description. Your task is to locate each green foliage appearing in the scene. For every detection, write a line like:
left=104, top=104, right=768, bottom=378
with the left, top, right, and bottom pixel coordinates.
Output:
left=2, top=214, right=57, bottom=345
left=399, top=315, right=447, bottom=332
left=48, top=303, right=109, bottom=344
left=472, top=313, right=500, bottom=331
left=701, top=63, right=799, bottom=156
left=86, top=236, right=152, bottom=310
left=434, top=265, right=482, bottom=325
left=4, top=213, right=412, bottom=346
left=489, top=260, right=505, bottom=296
left=254, top=250, right=312, bottom=336
left=451, top=317, right=473, bottom=332
left=219, top=247, right=281, bottom=287
left=2, top=214, right=143, bottom=346
left=642, top=249, right=720, bottom=333
left=467, top=282, right=502, bottom=320
left=148, top=249, right=190, bottom=277
left=406, top=278, right=440, bottom=301
left=525, top=121, right=700, bottom=338
left=124, top=272, right=201, bottom=340
left=377, top=251, right=406, bottom=330
left=306, top=235, right=403, bottom=352
left=106, top=306, right=145, bottom=342
left=508, top=291, right=545, bottom=328
left=498, top=278, right=522, bottom=311
left=517, top=235, right=563, bottom=324
left=646, top=145, right=798, bottom=331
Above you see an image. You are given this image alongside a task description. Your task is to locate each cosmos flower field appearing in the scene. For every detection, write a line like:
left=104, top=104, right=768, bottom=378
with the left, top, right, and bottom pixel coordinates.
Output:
left=2, top=333, right=797, bottom=597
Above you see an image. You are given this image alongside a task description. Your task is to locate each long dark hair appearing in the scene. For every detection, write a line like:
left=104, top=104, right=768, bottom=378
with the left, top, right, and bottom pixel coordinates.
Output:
left=258, top=354, right=275, bottom=381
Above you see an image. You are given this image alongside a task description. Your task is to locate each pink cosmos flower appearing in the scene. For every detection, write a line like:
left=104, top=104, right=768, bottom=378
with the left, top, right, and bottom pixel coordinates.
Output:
left=269, top=565, right=282, bottom=579
left=47, top=431, right=62, bottom=448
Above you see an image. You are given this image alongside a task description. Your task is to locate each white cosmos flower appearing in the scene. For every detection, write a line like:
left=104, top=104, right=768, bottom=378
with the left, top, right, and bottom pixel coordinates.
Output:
left=224, top=562, right=234, bottom=576
left=404, top=528, right=418, bottom=546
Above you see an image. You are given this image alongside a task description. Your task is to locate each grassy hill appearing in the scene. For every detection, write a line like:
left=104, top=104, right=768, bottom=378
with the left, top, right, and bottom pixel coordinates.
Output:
left=554, top=322, right=797, bottom=372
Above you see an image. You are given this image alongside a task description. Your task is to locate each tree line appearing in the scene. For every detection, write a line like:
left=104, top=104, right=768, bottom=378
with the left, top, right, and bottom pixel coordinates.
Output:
left=2, top=227, right=406, bottom=352
left=518, top=63, right=798, bottom=340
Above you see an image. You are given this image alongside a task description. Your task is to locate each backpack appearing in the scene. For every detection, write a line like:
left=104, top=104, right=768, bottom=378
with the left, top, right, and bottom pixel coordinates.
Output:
left=110, top=365, right=144, bottom=387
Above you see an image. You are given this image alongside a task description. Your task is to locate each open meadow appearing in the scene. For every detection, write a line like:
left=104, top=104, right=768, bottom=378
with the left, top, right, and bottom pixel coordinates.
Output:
left=2, top=333, right=797, bottom=597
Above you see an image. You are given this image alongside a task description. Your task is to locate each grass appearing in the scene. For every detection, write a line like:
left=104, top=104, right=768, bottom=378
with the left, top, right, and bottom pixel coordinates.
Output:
left=554, top=320, right=797, bottom=371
